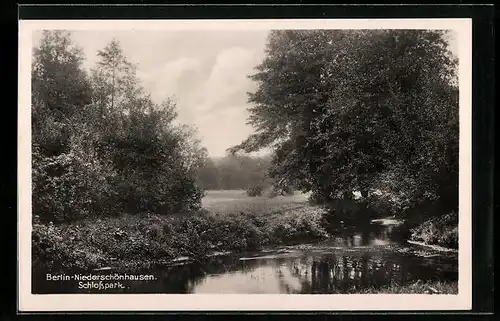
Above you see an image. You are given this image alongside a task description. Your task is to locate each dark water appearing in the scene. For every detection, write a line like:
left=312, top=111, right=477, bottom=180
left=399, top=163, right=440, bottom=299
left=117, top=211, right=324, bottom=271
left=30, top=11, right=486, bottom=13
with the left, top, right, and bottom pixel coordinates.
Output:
left=33, top=220, right=458, bottom=294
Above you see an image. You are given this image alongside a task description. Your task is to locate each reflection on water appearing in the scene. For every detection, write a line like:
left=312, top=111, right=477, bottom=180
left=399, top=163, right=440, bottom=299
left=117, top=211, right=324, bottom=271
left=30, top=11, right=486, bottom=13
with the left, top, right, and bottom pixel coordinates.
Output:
left=131, top=249, right=457, bottom=294
left=33, top=221, right=458, bottom=294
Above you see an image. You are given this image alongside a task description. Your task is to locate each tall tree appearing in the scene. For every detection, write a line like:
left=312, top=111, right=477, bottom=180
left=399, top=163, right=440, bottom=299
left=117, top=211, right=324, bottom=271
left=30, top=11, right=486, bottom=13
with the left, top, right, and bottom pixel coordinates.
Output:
left=90, top=40, right=205, bottom=213
left=32, top=34, right=207, bottom=222
left=32, top=31, right=116, bottom=223
left=90, top=39, right=140, bottom=123
left=230, top=30, right=458, bottom=213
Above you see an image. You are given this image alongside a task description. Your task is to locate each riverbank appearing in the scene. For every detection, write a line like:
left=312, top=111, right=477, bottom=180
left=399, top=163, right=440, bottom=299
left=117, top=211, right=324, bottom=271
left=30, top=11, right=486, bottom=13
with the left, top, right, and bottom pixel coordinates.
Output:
left=33, top=200, right=459, bottom=274
left=408, top=212, right=458, bottom=249
left=361, top=280, right=458, bottom=294
left=33, top=205, right=329, bottom=273
left=32, top=198, right=460, bottom=295
left=32, top=189, right=459, bottom=295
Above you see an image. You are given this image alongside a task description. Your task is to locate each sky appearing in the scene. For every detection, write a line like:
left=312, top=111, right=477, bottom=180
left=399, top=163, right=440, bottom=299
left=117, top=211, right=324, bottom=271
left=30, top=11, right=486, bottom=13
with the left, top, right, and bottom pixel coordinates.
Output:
left=34, top=30, right=270, bottom=157
left=32, top=29, right=458, bottom=157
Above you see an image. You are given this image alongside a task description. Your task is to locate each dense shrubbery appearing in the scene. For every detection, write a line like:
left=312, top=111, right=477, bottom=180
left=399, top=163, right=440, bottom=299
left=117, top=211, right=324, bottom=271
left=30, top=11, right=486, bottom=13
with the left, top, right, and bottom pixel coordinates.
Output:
left=32, top=143, right=117, bottom=223
left=32, top=209, right=329, bottom=272
left=361, top=280, right=458, bottom=294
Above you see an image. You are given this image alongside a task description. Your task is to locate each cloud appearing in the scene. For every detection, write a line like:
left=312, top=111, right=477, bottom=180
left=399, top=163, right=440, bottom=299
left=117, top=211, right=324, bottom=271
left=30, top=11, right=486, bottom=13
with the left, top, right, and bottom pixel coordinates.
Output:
left=195, top=47, right=259, bottom=113
left=132, top=45, right=262, bottom=156
left=151, top=46, right=264, bottom=157
left=139, top=57, right=204, bottom=103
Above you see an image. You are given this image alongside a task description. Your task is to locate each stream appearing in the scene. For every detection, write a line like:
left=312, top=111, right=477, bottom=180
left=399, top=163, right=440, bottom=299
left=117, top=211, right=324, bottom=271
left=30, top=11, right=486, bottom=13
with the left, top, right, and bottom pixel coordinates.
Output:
left=36, top=218, right=456, bottom=294
left=134, top=219, right=457, bottom=294
left=33, top=218, right=458, bottom=294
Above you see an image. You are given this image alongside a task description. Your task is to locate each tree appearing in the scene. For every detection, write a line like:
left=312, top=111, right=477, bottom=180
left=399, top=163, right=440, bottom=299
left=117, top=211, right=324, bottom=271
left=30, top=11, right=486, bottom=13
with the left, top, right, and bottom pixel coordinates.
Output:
left=196, top=154, right=273, bottom=191
left=32, top=34, right=206, bottom=222
left=90, top=40, right=204, bottom=214
left=32, top=30, right=92, bottom=156
left=90, top=39, right=140, bottom=121
left=196, top=156, right=221, bottom=190
left=230, top=30, right=458, bottom=215
left=32, top=31, right=115, bottom=223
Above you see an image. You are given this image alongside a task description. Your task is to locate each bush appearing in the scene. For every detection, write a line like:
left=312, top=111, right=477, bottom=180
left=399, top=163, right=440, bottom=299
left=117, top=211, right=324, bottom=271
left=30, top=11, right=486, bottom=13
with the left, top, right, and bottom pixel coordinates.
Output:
left=32, top=215, right=180, bottom=273
left=31, top=33, right=206, bottom=224
left=32, top=222, right=107, bottom=272
left=246, top=184, right=263, bottom=197
left=32, top=144, right=117, bottom=223
left=32, top=207, right=330, bottom=272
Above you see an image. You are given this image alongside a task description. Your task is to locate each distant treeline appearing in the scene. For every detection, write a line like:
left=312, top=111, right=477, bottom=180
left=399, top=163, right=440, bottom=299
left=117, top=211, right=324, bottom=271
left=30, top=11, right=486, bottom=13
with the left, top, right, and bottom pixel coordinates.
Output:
left=196, top=154, right=273, bottom=191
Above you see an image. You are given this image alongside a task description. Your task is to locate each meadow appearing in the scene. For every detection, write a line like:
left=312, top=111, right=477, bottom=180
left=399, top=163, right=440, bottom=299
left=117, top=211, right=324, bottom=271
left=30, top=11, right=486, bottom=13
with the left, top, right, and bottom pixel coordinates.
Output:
left=202, top=190, right=311, bottom=214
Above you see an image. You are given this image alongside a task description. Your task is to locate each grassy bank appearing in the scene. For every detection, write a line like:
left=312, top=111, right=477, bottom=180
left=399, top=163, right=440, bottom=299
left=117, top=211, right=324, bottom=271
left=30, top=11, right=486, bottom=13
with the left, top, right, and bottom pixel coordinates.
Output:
left=33, top=194, right=329, bottom=273
left=409, top=212, right=458, bottom=249
left=361, top=280, right=458, bottom=294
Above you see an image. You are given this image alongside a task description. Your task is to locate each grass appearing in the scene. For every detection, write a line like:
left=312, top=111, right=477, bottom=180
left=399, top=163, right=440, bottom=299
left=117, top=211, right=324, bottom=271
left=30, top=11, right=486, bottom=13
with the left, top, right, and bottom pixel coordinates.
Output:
left=361, top=280, right=458, bottom=294
left=32, top=190, right=329, bottom=273
left=201, top=190, right=311, bottom=214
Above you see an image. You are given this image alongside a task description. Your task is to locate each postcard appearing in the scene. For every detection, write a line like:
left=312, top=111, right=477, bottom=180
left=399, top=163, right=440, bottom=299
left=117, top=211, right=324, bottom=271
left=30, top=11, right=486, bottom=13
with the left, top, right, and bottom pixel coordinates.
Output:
left=18, top=18, right=472, bottom=311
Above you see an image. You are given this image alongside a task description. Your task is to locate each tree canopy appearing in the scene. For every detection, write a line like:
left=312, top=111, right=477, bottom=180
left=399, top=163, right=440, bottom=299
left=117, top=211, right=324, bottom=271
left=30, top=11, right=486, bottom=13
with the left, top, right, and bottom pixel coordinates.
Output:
left=230, top=30, right=459, bottom=215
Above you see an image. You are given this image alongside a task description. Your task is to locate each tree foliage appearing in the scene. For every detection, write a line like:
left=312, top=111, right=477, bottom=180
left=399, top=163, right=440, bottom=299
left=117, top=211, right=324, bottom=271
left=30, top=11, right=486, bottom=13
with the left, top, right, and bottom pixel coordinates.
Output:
left=32, top=30, right=93, bottom=156
left=32, top=32, right=204, bottom=223
left=230, top=30, right=459, bottom=215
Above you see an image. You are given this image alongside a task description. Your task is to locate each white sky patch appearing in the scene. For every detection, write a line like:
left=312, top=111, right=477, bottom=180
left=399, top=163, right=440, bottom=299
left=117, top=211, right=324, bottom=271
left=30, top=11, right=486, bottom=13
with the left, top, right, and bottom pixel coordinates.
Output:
left=141, top=57, right=204, bottom=102
left=196, top=47, right=259, bottom=112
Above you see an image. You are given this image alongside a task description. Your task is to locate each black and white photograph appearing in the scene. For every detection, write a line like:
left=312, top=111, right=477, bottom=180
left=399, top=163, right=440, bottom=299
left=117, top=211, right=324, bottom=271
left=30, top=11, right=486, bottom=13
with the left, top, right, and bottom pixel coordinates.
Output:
left=18, top=19, right=472, bottom=311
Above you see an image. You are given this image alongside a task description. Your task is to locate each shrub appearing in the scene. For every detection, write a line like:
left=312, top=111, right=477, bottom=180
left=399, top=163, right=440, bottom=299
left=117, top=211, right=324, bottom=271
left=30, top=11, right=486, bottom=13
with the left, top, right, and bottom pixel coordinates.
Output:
left=246, top=184, right=263, bottom=197
left=32, top=206, right=331, bottom=272
left=32, top=144, right=117, bottom=223
left=32, top=222, right=107, bottom=271
left=410, top=212, right=458, bottom=248
left=31, top=33, right=206, bottom=224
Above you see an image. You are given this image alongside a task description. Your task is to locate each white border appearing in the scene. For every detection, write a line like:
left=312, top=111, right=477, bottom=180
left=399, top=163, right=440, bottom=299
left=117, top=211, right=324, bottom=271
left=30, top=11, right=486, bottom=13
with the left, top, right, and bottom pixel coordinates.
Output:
left=18, top=18, right=472, bottom=312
